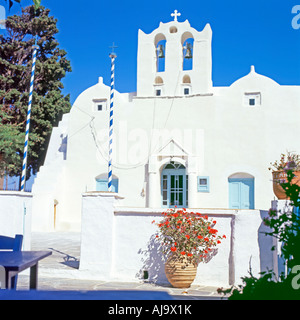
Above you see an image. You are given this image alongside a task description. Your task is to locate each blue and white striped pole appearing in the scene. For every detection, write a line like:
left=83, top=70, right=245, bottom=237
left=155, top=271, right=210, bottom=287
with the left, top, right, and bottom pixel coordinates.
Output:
left=20, top=39, right=39, bottom=192
left=108, top=46, right=117, bottom=192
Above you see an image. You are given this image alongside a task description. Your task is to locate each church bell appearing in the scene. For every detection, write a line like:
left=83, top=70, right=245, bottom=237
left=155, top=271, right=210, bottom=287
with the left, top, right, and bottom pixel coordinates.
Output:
left=158, top=44, right=165, bottom=58
left=184, top=43, right=193, bottom=59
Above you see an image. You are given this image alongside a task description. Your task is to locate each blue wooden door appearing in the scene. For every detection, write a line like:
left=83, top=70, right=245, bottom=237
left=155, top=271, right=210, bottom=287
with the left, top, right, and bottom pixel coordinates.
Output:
left=229, top=178, right=254, bottom=209
left=161, top=168, right=187, bottom=208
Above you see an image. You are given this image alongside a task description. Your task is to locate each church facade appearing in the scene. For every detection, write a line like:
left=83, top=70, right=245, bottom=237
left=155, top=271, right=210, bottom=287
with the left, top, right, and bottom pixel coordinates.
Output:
left=32, top=13, right=300, bottom=231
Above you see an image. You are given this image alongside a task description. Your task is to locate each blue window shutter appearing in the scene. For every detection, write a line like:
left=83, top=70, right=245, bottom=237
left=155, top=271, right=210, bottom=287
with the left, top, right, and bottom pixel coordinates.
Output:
left=229, top=180, right=241, bottom=209
left=240, top=178, right=254, bottom=209
left=96, top=179, right=118, bottom=192
left=229, top=178, right=254, bottom=209
left=112, top=179, right=119, bottom=193
left=197, top=176, right=210, bottom=192
left=96, top=179, right=108, bottom=191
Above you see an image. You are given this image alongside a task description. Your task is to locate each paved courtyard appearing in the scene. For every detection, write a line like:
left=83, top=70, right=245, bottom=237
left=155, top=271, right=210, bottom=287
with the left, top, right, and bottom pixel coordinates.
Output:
left=16, top=232, right=225, bottom=300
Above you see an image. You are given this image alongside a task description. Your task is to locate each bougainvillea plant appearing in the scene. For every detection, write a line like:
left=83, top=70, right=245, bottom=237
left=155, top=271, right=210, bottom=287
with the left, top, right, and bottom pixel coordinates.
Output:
left=268, top=151, right=300, bottom=172
left=153, top=207, right=226, bottom=266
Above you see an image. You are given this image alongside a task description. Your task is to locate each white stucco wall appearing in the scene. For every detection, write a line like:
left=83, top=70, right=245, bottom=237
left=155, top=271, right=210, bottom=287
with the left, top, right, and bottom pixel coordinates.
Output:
left=31, top=114, right=69, bottom=231
left=80, top=193, right=275, bottom=287
left=0, top=191, right=32, bottom=250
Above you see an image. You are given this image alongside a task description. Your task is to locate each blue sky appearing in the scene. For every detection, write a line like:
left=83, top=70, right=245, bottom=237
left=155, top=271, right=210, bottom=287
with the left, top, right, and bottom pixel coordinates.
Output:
left=2, top=0, right=300, bottom=105
left=1, top=0, right=300, bottom=189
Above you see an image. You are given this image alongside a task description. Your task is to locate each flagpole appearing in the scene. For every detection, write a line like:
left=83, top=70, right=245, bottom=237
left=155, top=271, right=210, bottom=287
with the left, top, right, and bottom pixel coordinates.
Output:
left=108, top=44, right=117, bottom=192
left=20, top=37, right=38, bottom=192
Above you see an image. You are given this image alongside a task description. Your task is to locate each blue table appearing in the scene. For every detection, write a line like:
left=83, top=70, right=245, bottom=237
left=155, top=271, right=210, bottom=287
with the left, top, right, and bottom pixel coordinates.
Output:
left=0, top=251, right=52, bottom=289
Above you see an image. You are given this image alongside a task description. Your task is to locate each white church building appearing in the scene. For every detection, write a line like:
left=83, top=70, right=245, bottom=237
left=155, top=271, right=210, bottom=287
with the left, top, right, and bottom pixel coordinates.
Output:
left=16, top=11, right=300, bottom=286
left=31, top=12, right=300, bottom=233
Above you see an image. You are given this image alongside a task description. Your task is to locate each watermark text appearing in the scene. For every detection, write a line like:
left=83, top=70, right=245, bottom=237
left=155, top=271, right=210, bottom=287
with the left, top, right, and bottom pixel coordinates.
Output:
left=292, top=5, right=300, bottom=29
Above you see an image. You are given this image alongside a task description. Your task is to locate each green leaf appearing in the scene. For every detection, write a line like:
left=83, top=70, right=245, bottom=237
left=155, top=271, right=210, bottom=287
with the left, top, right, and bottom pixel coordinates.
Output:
left=33, top=0, right=41, bottom=10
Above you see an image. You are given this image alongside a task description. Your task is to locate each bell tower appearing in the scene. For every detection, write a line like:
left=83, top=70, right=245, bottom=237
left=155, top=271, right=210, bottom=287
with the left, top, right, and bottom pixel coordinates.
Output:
left=136, top=11, right=213, bottom=97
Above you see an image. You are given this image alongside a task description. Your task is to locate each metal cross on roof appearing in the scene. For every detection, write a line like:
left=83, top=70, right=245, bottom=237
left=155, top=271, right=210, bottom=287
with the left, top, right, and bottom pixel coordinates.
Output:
left=109, top=42, right=118, bottom=58
left=171, top=10, right=181, bottom=22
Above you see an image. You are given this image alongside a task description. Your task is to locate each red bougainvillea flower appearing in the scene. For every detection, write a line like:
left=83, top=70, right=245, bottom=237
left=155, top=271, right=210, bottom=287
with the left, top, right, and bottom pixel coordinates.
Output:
left=154, top=208, right=225, bottom=265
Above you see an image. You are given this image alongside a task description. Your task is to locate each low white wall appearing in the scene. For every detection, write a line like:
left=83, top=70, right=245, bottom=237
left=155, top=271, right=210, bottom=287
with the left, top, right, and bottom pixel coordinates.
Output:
left=80, top=192, right=276, bottom=287
left=0, top=191, right=32, bottom=250
left=80, top=192, right=116, bottom=276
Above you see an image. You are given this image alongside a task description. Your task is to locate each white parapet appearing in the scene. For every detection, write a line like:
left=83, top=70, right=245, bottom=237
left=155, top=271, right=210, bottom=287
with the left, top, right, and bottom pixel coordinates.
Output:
left=80, top=192, right=276, bottom=287
left=0, top=191, right=32, bottom=250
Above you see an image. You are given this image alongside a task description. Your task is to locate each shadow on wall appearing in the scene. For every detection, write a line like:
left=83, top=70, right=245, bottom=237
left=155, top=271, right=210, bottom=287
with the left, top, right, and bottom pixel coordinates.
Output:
left=258, top=210, right=276, bottom=273
left=58, top=135, right=68, bottom=160
left=137, top=234, right=220, bottom=285
left=137, top=235, right=169, bottom=285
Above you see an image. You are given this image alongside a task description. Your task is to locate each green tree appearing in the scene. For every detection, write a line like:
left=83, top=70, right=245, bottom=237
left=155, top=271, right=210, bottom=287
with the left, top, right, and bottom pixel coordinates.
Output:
left=0, top=5, right=71, bottom=186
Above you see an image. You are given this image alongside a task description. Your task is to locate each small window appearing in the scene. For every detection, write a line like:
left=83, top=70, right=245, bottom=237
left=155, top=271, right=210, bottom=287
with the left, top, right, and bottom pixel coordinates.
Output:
left=244, top=93, right=261, bottom=107
left=184, top=88, right=190, bottom=95
left=199, top=178, right=207, bottom=185
left=197, top=176, right=210, bottom=192
left=249, top=99, right=255, bottom=106
left=156, top=89, right=161, bottom=96
left=93, top=99, right=107, bottom=111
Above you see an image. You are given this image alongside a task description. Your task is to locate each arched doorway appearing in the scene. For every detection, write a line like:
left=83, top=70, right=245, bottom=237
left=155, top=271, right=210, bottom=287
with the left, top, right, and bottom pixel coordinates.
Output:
left=161, top=162, right=188, bottom=208
left=228, top=173, right=254, bottom=209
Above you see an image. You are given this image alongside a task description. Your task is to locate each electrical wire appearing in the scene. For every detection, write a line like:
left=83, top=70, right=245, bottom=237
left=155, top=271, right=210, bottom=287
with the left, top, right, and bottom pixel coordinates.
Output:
left=68, top=66, right=182, bottom=170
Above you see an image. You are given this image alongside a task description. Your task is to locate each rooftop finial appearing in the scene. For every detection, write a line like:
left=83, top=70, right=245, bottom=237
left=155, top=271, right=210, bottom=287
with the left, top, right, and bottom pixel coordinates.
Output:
left=109, top=42, right=118, bottom=58
left=171, top=9, right=181, bottom=22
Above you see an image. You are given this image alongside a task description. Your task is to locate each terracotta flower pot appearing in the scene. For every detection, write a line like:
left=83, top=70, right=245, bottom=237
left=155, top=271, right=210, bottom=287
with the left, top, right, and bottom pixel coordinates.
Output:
left=272, top=171, right=300, bottom=200
left=165, top=255, right=197, bottom=288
